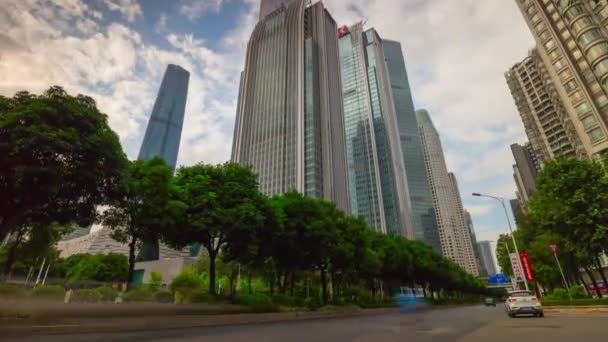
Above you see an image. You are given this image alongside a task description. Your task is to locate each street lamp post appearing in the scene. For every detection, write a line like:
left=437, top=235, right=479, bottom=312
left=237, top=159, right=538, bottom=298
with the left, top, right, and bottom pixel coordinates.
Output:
left=472, top=193, right=529, bottom=291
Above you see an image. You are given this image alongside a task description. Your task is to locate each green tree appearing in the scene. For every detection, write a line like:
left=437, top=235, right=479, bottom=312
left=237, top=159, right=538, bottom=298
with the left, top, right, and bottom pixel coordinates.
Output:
left=0, top=87, right=128, bottom=261
left=66, top=253, right=128, bottom=283
left=100, top=157, right=182, bottom=290
left=166, top=162, right=267, bottom=295
left=530, top=157, right=608, bottom=297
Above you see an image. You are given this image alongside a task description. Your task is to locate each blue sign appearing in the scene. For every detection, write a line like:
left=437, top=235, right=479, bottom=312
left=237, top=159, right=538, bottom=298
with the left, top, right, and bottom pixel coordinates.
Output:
left=489, top=273, right=510, bottom=284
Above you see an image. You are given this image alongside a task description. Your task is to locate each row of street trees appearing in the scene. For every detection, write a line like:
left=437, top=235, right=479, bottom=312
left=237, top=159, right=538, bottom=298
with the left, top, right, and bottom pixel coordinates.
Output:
left=496, top=157, right=608, bottom=298
left=1, top=87, right=485, bottom=302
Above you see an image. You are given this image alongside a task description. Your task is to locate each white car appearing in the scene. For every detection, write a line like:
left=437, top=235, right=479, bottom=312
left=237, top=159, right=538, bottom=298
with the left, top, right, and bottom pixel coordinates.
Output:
left=505, top=290, right=544, bottom=318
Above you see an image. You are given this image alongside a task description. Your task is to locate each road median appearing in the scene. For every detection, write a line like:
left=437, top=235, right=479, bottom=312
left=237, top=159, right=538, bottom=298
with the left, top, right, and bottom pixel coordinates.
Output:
left=544, top=305, right=608, bottom=315
left=1, top=306, right=399, bottom=336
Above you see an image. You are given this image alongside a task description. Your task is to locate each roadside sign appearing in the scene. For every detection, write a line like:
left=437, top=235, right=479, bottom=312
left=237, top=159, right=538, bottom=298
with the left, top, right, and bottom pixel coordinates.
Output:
left=511, top=277, right=517, bottom=290
left=519, top=251, right=535, bottom=282
left=548, top=243, right=559, bottom=254
left=509, top=253, right=524, bottom=281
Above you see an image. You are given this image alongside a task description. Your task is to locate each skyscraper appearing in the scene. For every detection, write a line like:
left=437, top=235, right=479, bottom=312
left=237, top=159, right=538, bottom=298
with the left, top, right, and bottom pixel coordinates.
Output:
left=464, top=210, right=484, bottom=276
left=511, top=143, right=541, bottom=206
left=514, top=0, right=608, bottom=157
left=137, top=63, right=189, bottom=260
left=417, top=109, right=479, bottom=275
left=383, top=41, right=441, bottom=250
left=138, top=64, right=190, bottom=171
left=506, top=49, right=585, bottom=161
left=337, top=23, right=413, bottom=236
left=232, top=0, right=350, bottom=212
left=477, top=241, right=497, bottom=276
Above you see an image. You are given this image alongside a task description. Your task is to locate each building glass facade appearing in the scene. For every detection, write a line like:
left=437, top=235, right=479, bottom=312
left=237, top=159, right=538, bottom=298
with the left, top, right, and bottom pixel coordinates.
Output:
left=138, top=64, right=189, bottom=172
left=383, top=41, right=441, bottom=250
left=232, top=0, right=350, bottom=212
left=137, top=63, right=189, bottom=261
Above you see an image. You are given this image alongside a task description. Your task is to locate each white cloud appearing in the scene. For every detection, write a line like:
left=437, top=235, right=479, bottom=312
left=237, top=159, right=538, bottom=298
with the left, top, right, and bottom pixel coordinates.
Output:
left=178, top=0, right=224, bottom=21
left=464, top=204, right=494, bottom=217
left=103, top=0, right=142, bottom=22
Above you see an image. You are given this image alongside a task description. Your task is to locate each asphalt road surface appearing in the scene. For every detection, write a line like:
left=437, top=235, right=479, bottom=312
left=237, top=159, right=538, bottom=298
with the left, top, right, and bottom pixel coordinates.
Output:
left=8, top=305, right=608, bottom=342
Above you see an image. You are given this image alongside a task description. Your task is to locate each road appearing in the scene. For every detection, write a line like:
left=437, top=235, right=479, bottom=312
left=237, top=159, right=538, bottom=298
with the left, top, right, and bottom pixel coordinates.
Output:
left=7, top=305, right=608, bottom=342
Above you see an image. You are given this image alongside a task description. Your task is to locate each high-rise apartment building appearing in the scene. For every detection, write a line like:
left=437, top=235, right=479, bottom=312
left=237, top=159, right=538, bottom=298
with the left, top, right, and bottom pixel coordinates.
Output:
left=337, top=23, right=413, bottom=236
left=514, top=0, right=608, bottom=157
left=477, top=240, right=497, bottom=276
left=506, top=49, right=584, bottom=160
left=232, top=0, right=350, bottom=212
left=464, top=210, right=484, bottom=276
left=383, top=40, right=441, bottom=249
left=138, top=64, right=190, bottom=171
left=417, top=109, right=479, bottom=275
left=511, top=143, right=541, bottom=205
left=138, top=64, right=189, bottom=261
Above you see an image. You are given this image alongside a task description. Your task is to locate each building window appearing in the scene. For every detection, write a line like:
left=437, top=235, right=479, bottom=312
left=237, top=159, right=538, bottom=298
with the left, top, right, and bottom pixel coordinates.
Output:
left=589, top=127, right=605, bottom=142
left=582, top=114, right=597, bottom=129
left=576, top=103, right=591, bottom=118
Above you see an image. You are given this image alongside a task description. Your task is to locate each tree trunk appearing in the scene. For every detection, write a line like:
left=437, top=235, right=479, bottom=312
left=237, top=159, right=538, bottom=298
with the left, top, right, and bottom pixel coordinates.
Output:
left=126, top=235, right=137, bottom=292
left=584, top=267, right=602, bottom=298
left=594, top=256, right=608, bottom=295
left=0, top=208, right=26, bottom=244
left=247, top=271, right=252, bottom=294
left=422, top=286, right=427, bottom=298
left=289, top=272, right=295, bottom=297
left=320, top=266, right=328, bottom=305
left=208, top=251, right=217, bottom=295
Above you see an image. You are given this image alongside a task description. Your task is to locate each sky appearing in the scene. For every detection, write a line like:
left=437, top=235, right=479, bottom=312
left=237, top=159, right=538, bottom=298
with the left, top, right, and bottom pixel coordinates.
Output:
left=0, top=0, right=536, bottom=267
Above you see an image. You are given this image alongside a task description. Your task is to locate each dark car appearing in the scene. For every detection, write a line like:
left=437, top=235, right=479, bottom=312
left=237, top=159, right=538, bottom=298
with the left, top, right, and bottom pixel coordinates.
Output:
left=484, top=297, right=496, bottom=306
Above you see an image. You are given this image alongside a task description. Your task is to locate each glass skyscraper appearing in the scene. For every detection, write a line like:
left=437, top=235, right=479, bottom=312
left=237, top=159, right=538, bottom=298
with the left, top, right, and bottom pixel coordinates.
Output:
left=383, top=42, right=441, bottom=251
left=138, top=64, right=190, bottom=171
left=232, top=0, right=350, bottom=212
left=137, top=63, right=189, bottom=260
left=338, top=24, right=413, bottom=236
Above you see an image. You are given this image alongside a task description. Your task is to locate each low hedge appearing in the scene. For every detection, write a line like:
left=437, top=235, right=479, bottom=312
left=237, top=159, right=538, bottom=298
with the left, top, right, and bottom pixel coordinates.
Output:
left=122, top=287, right=155, bottom=302
left=234, top=293, right=279, bottom=312
left=541, top=298, right=608, bottom=306
left=31, top=285, right=65, bottom=301
left=0, top=285, right=28, bottom=299
left=72, top=289, right=102, bottom=303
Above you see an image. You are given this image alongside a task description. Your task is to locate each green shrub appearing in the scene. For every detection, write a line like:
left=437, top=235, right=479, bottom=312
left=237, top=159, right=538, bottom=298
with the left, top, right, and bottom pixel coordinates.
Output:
left=72, top=289, right=102, bottom=303
left=235, top=293, right=278, bottom=312
left=0, top=285, right=28, bottom=299
left=32, top=285, right=65, bottom=301
left=568, top=285, right=588, bottom=299
left=123, top=287, right=155, bottom=302
left=190, top=289, right=214, bottom=304
left=169, top=267, right=201, bottom=293
left=148, top=271, right=163, bottom=292
left=154, top=291, right=174, bottom=304
left=545, top=288, right=570, bottom=301
left=541, top=298, right=608, bottom=306
left=304, top=296, right=322, bottom=310
left=95, top=286, right=119, bottom=302
left=272, top=294, right=301, bottom=307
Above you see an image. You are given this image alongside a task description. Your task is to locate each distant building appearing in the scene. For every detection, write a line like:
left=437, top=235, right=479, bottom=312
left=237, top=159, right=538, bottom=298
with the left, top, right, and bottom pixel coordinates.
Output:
left=61, top=225, right=92, bottom=241
left=383, top=40, right=441, bottom=250
left=232, top=0, right=350, bottom=212
left=56, top=227, right=129, bottom=258
left=337, top=23, right=413, bottom=237
left=477, top=241, right=497, bottom=276
left=464, top=210, right=484, bottom=276
left=511, top=143, right=541, bottom=206
left=417, top=109, right=478, bottom=275
left=138, top=64, right=190, bottom=171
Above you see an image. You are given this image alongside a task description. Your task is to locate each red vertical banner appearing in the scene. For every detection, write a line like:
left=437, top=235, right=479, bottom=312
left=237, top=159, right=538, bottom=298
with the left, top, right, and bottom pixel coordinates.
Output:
left=519, top=252, right=535, bottom=282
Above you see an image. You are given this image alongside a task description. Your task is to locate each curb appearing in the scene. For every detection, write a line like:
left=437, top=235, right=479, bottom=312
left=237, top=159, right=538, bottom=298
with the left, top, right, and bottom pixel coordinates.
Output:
left=1, top=307, right=400, bottom=336
left=544, top=306, right=608, bottom=314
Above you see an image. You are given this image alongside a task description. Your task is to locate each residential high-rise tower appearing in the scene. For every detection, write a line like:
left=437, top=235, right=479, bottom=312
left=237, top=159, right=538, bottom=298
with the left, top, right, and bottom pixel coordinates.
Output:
left=514, top=0, right=608, bottom=157
left=232, top=0, right=350, bottom=212
left=337, top=23, right=413, bottom=236
left=417, top=109, right=479, bottom=275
